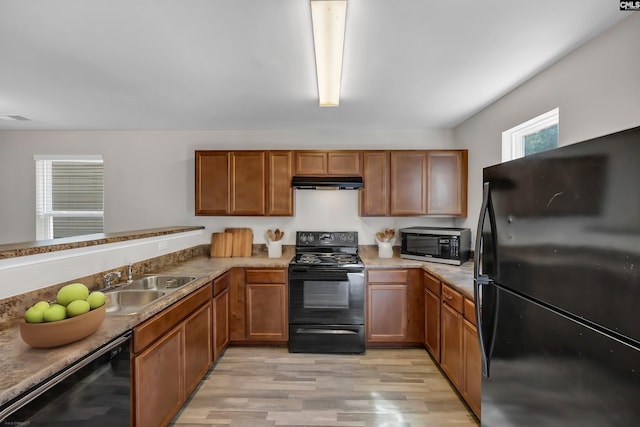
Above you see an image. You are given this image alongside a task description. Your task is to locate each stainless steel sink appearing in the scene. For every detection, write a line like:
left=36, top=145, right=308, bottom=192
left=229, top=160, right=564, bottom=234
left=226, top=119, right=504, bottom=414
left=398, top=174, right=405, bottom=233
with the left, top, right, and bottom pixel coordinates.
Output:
left=104, top=275, right=200, bottom=315
left=105, top=290, right=167, bottom=315
left=122, top=275, right=199, bottom=291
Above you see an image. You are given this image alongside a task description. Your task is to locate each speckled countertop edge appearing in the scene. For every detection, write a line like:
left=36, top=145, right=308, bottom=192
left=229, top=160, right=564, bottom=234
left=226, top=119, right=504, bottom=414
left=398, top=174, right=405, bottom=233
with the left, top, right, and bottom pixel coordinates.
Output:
left=0, top=246, right=473, bottom=407
left=0, top=225, right=205, bottom=259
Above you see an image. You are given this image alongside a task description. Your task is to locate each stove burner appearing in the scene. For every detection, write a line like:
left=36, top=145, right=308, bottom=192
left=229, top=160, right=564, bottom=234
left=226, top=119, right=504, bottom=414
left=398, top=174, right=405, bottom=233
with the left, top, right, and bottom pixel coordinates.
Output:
left=299, top=254, right=322, bottom=264
left=333, top=254, right=358, bottom=264
left=294, top=253, right=361, bottom=266
left=291, top=231, right=363, bottom=267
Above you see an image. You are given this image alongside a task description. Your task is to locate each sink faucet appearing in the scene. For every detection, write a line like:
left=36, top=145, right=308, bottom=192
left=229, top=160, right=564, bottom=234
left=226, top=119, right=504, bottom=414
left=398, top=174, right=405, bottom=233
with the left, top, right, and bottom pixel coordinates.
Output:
left=103, top=271, right=122, bottom=290
left=127, top=263, right=134, bottom=282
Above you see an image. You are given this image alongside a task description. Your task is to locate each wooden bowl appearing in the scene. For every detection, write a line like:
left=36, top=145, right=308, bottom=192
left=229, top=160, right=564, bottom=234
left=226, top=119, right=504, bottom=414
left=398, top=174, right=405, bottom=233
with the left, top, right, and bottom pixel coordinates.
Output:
left=19, top=304, right=106, bottom=348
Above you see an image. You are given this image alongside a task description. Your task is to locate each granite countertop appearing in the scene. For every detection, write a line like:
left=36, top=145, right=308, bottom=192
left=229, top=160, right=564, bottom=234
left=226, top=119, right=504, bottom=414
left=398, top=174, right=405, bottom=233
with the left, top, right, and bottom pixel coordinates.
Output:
left=359, top=245, right=475, bottom=299
left=0, top=246, right=473, bottom=408
left=0, top=226, right=205, bottom=259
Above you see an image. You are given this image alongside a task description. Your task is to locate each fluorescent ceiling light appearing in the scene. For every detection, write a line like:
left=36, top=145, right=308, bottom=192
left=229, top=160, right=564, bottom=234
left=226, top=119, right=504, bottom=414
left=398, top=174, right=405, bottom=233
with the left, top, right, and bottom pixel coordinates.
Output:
left=311, top=0, right=347, bottom=107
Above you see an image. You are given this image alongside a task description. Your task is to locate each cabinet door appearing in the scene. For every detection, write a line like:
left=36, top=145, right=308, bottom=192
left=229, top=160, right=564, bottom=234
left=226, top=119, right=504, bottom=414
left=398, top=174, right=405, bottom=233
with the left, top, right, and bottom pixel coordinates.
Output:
left=327, top=151, right=362, bottom=176
left=423, top=272, right=441, bottom=360
left=390, top=151, right=427, bottom=215
left=463, top=318, right=482, bottom=418
left=184, top=302, right=212, bottom=397
left=230, top=151, right=266, bottom=215
left=229, top=268, right=247, bottom=342
left=213, top=287, right=229, bottom=361
left=441, top=302, right=463, bottom=390
left=267, top=151, right=294, bottom=216
left=134, top=326, right=183, bottom=427
left=427, top=150, right=468, bottom=216
left=195, top=151, right=229, bottom=215
left=246, top=283, right=287, bottom=341
left=359, top=151, right=389, bottom=216
left=295, top=151, right=327, bottom=175
left=366, top=284, right=408, bottom=342
left=425, top=287, right=441, bottom=361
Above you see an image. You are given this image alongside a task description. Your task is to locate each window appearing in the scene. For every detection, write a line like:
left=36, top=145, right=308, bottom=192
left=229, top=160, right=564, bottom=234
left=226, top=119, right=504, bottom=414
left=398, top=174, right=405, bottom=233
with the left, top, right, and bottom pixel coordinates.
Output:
left=502, top=108, right=559, bottom=162
left=35, top=155, right=104, bottom=240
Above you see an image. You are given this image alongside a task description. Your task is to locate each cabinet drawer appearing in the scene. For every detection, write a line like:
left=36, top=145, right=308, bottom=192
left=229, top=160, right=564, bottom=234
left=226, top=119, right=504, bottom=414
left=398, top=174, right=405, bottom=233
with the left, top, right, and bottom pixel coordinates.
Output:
left=423, top=272, right=441, bottom=295
left=245, top=269, right=286, bottom=284
left=368, top=269, right=408, bottom=283
left=441, top=284, right=463, bottom=313
left=213, top=271, right=230, bottom=297
left=133, top=284, right=211, bottom=353
left=463, top=298, right=476, bottom=326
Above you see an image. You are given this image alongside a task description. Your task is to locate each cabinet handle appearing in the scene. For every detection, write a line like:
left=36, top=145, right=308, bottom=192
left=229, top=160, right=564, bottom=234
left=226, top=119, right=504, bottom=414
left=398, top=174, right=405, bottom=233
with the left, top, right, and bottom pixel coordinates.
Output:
left=443, top=292, right=453, bottom=300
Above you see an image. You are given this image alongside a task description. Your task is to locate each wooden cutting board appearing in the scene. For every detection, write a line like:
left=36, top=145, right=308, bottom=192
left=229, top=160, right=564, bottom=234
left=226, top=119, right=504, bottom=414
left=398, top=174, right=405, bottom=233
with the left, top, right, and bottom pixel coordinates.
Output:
left=210, top=232, right=233, bottom=257
left=225, top=228, right=253, bottom=257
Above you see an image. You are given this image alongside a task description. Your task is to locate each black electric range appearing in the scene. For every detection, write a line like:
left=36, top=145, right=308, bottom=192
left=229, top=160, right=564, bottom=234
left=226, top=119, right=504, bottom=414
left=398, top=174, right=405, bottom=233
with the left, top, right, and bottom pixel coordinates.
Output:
left=288, top=231, right=365, bottom=354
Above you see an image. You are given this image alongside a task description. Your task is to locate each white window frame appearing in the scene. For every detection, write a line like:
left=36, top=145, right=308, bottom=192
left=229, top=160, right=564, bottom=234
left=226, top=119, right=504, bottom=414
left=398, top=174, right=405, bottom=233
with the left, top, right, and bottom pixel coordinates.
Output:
left=502, top=108, right=559, bottom=162
left=35, top=154, right=104, bottom=240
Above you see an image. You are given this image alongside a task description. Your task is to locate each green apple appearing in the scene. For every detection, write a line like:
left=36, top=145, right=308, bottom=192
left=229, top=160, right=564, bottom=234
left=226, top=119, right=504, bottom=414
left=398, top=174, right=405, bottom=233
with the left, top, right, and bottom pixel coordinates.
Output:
left=56, top=283, right=89, bottom=306
left=66, top=300, right=90, bottom=317
left=32, top=301, right=50, bottom=312
left=43, top=304, right=67, bottom=322
left=24, top=307, right=45, bottom=323
left=87, top=291, right=105, bottom=309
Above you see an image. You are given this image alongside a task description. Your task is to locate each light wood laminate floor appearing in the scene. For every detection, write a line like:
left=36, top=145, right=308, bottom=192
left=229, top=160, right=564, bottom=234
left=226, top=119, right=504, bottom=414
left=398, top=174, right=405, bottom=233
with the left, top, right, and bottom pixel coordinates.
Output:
left=170, top=347, right=479, bottom=427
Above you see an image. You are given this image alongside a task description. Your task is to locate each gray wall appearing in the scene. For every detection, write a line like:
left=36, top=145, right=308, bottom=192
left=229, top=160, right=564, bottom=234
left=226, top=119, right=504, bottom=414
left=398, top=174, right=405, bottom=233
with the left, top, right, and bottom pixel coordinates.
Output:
left=454, top=13, right=640, bottom=237
left=0, top=129, right=455, bottom=245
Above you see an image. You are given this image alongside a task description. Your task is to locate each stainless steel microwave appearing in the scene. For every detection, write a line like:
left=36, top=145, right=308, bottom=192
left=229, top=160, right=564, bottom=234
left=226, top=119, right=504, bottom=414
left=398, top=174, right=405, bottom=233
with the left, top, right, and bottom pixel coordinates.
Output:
left=400, top=227, right=471, bottom=265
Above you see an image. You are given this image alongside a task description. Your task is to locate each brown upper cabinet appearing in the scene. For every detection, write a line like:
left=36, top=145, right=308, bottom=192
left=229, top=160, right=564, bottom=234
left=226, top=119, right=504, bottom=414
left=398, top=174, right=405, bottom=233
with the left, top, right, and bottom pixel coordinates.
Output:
left=360, top=150, right=468, bottom=217
left=196, top=149, right=466, bottom=217
left=230, top=151, right=267, bottom=215
left=390, top=151, right=428, bottom=215
left=267, top=151, right=295, bottom=216
left=195, top=151, right=230, bottom=215
left=427, top=150, right=468, bottom=216
left=295, top=151, right=362, bottom=176
left=195, top=150, right=293, bottom=216
left=359, top=151, right=390, bottom=216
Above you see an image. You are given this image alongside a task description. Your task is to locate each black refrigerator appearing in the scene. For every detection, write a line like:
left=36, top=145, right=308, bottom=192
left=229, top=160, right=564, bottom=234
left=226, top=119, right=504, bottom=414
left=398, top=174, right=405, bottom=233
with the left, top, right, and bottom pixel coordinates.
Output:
left=474, top=125, right=640, bottom=426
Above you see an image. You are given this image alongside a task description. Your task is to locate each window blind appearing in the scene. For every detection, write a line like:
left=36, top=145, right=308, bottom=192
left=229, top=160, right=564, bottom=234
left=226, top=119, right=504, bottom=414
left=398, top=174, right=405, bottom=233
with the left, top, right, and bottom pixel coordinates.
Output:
left=35, top=156, right=104, bottom=240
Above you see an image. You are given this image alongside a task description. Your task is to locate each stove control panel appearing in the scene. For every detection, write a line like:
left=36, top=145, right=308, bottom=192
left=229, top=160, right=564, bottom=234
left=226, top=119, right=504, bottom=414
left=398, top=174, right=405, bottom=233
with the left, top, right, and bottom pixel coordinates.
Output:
left=296, top=231, right=358, bottom=247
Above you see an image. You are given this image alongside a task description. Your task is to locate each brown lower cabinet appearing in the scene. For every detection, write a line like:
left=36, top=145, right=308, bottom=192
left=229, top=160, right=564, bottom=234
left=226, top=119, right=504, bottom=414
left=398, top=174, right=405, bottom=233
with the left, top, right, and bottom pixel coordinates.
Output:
left=423, top=272, right=441, bottom=361
left=441, top=291, right=464, bottom=389
left=132, top=283, right=212, bottom=427
left=230, top=268, right=288, bottom=343
left=212, top=272, right=230, bottom=361
left=366, top=269, right=424, bottom=345
left=245, top=269, right=288, bottom=341
left=438, top=282, right=481, bottom=419
left=462, top=298, right=481, bottom=417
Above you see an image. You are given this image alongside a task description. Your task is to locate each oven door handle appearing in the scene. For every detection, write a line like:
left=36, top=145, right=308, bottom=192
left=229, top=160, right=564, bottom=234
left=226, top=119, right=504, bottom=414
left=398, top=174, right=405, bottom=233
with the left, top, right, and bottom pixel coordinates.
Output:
left=295, top=328, right=359, bottom=335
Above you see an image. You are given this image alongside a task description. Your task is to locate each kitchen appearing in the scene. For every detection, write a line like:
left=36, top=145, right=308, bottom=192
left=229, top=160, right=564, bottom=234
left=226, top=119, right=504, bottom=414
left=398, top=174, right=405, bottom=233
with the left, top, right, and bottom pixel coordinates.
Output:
left=1, top=2, right=640, bottom=426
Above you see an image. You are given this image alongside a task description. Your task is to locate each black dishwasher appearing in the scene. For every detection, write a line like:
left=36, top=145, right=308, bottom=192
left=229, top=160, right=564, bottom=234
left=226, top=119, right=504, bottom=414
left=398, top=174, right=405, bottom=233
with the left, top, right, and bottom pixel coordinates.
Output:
left=0, top=331, right=131, bottom=426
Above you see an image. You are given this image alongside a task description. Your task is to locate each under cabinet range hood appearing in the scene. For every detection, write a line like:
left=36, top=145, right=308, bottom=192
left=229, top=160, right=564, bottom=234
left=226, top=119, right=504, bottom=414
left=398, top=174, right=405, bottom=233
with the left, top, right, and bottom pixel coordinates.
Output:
left=291, top=176, right=363, bottom=190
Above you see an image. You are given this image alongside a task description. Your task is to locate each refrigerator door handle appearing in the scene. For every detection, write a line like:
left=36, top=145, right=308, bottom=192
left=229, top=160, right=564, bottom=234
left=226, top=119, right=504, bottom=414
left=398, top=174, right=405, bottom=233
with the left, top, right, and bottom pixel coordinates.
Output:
left=474, top=181, right=495, bottom=378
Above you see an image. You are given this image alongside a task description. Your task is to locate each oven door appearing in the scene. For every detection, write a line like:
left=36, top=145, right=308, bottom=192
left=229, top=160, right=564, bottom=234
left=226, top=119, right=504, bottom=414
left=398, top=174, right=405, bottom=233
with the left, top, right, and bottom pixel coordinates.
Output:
left=288, top=266, right=364, bottom=325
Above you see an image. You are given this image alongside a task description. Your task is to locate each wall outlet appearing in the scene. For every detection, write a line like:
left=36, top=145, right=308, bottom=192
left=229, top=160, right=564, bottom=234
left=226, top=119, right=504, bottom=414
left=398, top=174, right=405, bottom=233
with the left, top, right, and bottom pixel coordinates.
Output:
left=158, top=240, right=168, bottom=251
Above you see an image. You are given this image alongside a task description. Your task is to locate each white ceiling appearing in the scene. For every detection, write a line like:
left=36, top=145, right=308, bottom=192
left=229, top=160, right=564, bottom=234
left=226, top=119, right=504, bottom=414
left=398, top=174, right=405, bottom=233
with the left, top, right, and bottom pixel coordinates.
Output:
left=0, top=1, right=629, bottom=131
